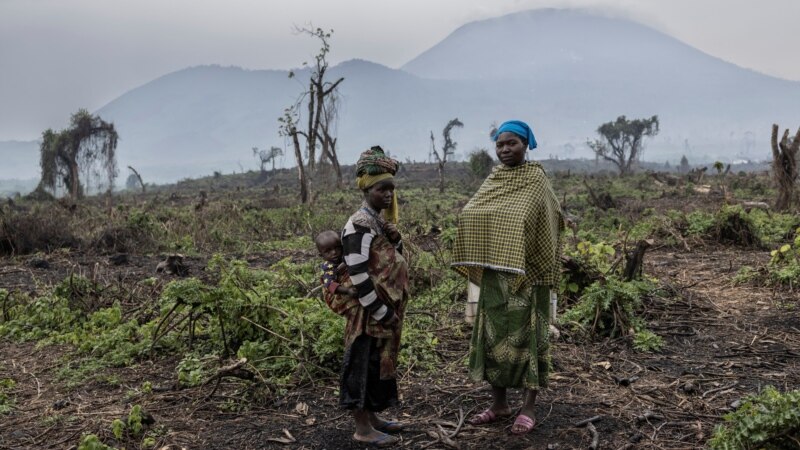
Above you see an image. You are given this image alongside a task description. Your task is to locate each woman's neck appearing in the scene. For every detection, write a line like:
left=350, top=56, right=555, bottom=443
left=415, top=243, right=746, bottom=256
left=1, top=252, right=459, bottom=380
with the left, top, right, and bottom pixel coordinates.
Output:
left=363, top=200, right=383, bottom=213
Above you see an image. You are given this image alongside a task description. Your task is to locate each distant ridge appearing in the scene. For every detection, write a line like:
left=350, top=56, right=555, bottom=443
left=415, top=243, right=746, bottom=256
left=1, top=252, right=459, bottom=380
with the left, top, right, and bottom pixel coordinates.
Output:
left=3, top=8, right=798, bottom=183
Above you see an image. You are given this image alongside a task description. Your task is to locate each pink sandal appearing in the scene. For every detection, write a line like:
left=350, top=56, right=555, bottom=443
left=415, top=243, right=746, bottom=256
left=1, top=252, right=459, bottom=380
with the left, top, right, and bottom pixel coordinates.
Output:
left=511, top=414, right=536, bottom=435
left=469, top=409, right=499, bottom=425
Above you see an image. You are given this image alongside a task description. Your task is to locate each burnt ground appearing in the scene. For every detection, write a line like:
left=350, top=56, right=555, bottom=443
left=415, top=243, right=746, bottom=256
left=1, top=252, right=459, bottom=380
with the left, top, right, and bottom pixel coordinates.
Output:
left=1, top=245, right=799, bottom=450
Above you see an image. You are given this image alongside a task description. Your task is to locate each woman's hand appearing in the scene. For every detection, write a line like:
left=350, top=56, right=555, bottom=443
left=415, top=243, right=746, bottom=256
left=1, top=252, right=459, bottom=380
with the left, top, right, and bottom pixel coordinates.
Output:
left=384, top=223, right=401, bottom=243
left=346, top=286, right=358, bottom=298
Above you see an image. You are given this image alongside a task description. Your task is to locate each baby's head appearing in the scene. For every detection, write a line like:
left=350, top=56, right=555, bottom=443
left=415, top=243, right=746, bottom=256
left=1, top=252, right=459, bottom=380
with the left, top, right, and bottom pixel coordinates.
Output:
left=315, top=230, right=343, bottom=264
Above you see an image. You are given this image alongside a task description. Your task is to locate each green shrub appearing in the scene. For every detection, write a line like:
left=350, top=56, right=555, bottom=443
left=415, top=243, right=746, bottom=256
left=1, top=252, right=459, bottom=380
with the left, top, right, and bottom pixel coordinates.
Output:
left=711, top=206, right=761, bottom=247
left=686, top=210, right=715, bottom=236
left=0, top=378, right=15, bottom=414
left=767, top=228, right=800, bottom=285
left=632, top=330, right=664, bottom=352
left=127, top=404, right=145, bottom=436
left=732, top=266, right=760, bottom=285
left=176, top=355, right=206, bottom=387
left=77, top=434, right=117, bottom=450
left=0, top=294, right=81, bottom=341
left=749, top=211, right=800, bottom=246
left=111, top=418, right=125, bottom=439
left=559, top=240, right=616, bottom=299
left=561, top=276, right=655, bottom=338
left=708, top=386, right=800, bottom=450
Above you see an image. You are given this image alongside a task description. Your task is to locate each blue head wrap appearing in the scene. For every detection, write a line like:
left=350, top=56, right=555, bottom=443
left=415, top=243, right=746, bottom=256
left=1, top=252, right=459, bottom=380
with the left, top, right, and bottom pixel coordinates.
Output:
left=493, top=120, right=537, bottom=150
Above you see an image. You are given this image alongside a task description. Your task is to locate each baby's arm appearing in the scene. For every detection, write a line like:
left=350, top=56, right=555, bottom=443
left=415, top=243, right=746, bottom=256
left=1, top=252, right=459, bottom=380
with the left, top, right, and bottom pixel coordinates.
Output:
left=335, top=284, right=358, bottom=297
left=320, top=261, right=340, bottom=293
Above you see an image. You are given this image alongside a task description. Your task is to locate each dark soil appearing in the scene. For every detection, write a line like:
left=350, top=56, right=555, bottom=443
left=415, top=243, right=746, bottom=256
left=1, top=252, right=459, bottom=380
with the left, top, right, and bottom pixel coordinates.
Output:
left=1, top=178, right=799, bottom=450
left=2, top=244, right=798, bottom=449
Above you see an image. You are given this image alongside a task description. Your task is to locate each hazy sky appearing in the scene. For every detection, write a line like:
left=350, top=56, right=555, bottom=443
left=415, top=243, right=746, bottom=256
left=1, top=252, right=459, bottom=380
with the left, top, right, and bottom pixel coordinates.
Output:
left=1, top=0, right=799, bottom=140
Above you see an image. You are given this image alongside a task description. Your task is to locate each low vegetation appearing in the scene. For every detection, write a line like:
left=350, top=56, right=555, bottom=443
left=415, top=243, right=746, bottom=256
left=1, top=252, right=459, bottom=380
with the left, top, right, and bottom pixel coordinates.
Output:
left=1, top=161, right=798, bottom=448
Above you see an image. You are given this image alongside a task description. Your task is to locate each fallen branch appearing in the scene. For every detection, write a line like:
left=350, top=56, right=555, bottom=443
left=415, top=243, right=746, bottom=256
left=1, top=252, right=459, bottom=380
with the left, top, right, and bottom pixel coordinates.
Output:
left=265, top=428, right=296, bottom=445
left=587, top=422, right=600, bottom=450
left=436, top=424, right=459, bottom=449
left=635, top=410, right=665, bottom=423
left=306, top=284, right=323, bottom=298
left=574, top=415, right=603, bottom=427
left=450, top=408, right=465, bottom=439
left=202, top=358, right=254, bottom=386
left=202, top=358, right=255, bottom=401
left=612, top=375, right=640, bottom=387
left=701, top=381, right=738, bottom=399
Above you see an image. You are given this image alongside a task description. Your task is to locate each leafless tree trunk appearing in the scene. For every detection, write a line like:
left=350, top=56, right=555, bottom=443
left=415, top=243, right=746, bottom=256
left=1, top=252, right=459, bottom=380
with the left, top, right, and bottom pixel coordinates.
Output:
left=771, top=124, right=800, bottom=211
left=430, top=118, right=463, bottom=193
left=68, top=159, right=80, bottom=199
left=127, top=165, right=146, bottom=193
left=301, top=27, right=343, bottom=176
left=279, top=27, right=343, bottom=203
left=290, top=126, right=309, bottom=204
left=319, top=90, right=343, bottom=188
left=623, top=239, right=653, bottom=281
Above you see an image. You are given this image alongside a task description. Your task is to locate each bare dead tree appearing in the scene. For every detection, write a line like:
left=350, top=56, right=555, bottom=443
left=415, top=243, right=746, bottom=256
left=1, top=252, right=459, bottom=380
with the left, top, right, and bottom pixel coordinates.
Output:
left=319, top=89, right=343, bottom=188
left=296, top=27, right=344, bottom=174
left=127, top=166, right=145, bottom=193
left=430, top=118, right=464, bottom=193
left=770, top=123, right=800, bottom=211
left=279, top=27, right=344, bottom=203
left=279, top=107, right=309, bottom=203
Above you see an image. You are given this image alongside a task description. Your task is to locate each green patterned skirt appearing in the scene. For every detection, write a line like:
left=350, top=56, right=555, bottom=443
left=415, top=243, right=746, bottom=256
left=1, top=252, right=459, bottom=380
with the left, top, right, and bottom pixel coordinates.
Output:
left=469, top=269, right=551, bottom=389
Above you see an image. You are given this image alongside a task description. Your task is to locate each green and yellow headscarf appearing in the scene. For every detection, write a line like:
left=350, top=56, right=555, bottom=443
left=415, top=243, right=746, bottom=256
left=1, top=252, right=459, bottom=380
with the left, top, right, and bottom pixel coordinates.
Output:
left=355, top=146, right=400, bottom=223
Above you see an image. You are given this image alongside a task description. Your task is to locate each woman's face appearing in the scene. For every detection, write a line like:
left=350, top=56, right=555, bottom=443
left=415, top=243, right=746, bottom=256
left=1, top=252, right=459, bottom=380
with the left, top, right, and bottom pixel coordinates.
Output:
left=495, top=131, right=527, bottom=167
left=365, top=179, right=395, bottom=211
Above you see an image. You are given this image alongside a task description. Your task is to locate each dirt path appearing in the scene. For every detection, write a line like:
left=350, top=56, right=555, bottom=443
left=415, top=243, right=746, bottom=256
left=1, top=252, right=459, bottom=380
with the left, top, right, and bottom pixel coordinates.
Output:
left=1, top=247, right=798, bottom=449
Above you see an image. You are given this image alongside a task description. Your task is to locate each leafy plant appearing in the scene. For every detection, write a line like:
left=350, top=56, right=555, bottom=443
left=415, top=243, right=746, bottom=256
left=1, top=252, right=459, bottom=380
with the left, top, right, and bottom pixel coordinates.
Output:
left=127, top=404, right=145, bottom=436
left=710, top=205, right=761, bottom=247
left=708, top=386, right=800, bottom=449
left=632, top=330, right=664, bottom=352
left=0, top=378, right=16, bottom=414
left=77, top=434, right=117, bottom=450
left=686, top=210, right=715, bottom=236
left=767, top=227, right=800, bottom=285
left=561, top=276, right=655, bottom=338
left=176, top=355, right=205, bottom=387
left=111, top=418, right=125, bottom=439
left=732, top=266, right=760, bottom=285
left=560, top=240, right=616, bottom=298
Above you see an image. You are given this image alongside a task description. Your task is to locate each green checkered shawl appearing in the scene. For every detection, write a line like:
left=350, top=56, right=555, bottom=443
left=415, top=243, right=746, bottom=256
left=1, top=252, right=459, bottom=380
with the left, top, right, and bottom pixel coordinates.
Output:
left=452, top=161, right=563, bottom=289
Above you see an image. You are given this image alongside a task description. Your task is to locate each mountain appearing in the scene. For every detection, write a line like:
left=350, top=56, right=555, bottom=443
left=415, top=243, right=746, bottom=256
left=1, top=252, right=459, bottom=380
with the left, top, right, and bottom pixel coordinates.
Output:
left=4, top=9, right=800, bottom=183
left=401, top=9, right=800, bottom=157
left=94, top=61, right=486, bottom=181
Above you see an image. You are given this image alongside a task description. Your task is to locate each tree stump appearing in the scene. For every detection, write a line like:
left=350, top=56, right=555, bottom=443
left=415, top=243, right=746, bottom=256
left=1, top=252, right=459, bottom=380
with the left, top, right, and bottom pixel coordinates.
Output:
left=623, top=239, right=654, bottom=281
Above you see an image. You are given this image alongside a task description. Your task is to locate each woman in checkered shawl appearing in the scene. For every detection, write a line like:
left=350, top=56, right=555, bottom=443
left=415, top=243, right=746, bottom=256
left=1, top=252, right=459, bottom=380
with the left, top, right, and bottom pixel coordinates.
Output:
left=451, top=120, right=564, bottom=435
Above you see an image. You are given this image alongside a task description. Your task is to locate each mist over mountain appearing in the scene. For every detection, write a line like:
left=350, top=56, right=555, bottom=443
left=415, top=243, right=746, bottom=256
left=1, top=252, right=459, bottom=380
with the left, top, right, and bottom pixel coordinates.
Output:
left=3, top=8, right=798, bottom=184
left=0, top=140, right=39, bottom=180
left=401, top=9, right=799, bottom=158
